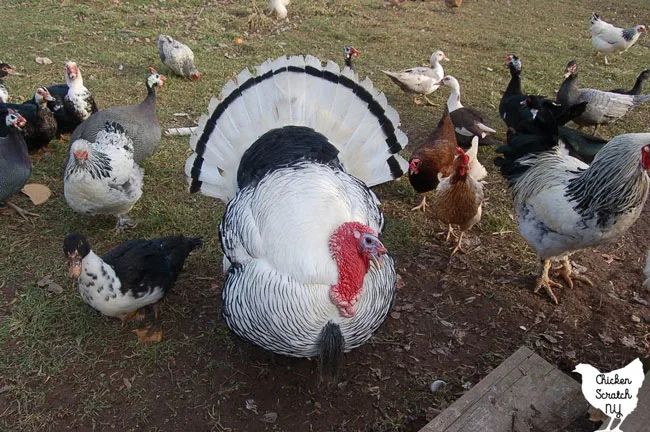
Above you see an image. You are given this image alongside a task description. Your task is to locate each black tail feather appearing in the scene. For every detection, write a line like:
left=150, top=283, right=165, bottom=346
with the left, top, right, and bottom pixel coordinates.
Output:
left=159, top=236, right=203, bottom=277
left=318, top=321, right=344, bottom=382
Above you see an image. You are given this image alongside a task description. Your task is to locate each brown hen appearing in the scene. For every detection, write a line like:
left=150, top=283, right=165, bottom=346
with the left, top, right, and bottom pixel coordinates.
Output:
left=408, top=109, right=457, bottom=212
left=432, top=147, right=484, bottom=255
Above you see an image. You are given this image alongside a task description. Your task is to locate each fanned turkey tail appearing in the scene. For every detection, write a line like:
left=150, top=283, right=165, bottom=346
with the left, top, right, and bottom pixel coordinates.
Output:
left=185, top=55, right=409, bottom=203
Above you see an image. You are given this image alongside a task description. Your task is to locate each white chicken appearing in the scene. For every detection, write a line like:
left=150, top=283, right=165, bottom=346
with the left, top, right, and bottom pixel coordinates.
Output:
left=64, top=122, right=144, bottom=230
left=269, top=0, right=290, bottom=19
left=496, top=132, right=650, bottom=304
left=574, top=359, right=645, bottom=431
left=185, top=54, right=409, bottom=378
left=590, top=13, right=647, bottom=65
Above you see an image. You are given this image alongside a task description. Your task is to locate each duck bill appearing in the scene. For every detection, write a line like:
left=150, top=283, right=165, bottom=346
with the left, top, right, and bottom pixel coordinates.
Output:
left=68, top=256, right=82, bottom=279
left=442, top=54, right=450, bottom=62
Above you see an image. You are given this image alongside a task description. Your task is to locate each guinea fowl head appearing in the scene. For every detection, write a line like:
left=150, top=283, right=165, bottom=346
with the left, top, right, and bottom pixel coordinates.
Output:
left=63, top=233, right=91, bottom=279
left=563, top=60, right=577, bottom=79
left=344, top=46, right=360, bottom=59
left=329, top=222, right=388, bottom=318
left=4, top=109, right=27, bottom=129
left=147, top=67, right=166, bottom=89
left=34, top=87, right=56, bottom=105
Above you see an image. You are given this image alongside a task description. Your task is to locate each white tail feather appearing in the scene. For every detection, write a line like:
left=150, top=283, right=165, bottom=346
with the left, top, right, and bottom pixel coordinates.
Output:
left=186, top=55, right=409, bottom=202
left=466, top=136, right=488, bottom=181
left=165, top=127, right=197, bottom=136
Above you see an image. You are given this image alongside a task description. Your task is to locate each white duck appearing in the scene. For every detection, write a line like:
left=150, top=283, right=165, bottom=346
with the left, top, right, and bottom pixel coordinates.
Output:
left=382, top=50, right=450, bottom=105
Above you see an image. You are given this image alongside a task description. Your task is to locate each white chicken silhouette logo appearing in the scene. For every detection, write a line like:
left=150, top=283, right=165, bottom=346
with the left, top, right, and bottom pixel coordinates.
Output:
left=573, top=358, right=645, bottom=431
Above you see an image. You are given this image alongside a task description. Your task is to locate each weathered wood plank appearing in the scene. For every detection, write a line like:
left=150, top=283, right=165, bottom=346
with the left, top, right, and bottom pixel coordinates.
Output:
left=420, top=346, right=588, bottom=432
left=598, top=371, right=650, bottom=431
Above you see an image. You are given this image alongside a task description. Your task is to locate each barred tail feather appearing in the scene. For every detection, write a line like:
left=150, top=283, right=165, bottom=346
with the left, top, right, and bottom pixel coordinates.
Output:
left=186, top=55, right=409, bottom=202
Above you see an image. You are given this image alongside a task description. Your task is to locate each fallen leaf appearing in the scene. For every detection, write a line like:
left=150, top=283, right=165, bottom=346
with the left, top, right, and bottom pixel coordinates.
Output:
left=541, top=334, right=558, bottom=344
left=245, top=399, right=258, bottom=413
left=123, top=377, right=132, bottom=390
left=632, top=292, right=649, bottom=306
left=35, top=57, right=53, bottom=65
left=632, top=315, right=641, bottom=323
left=132, top=327, right=162, bottom=343
left=390, top=311, right=401, bottom=320
left=37, top=275, right=64, bottom=295
left=260, top=412, right=277, bottom=424
left=21, top=184, right=51, bottom=205
left=395, top=273, right=405, bottom=290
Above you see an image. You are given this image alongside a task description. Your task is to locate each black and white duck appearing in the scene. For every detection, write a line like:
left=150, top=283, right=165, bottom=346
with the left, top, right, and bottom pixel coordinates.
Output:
left=63, top=233, right=203, bottom=341
left=3, top=88, right=58, bottom=152
left=71, top=68, right=165, bottom=164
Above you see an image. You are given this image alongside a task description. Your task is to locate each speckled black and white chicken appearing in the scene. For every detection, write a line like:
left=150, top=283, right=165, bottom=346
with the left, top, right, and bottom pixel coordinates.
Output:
left=0, top=108, right=35, bottom=219
left=157, top=35, right=200, bottom=80
left=63, top=233, right=202, bottom=341
left=186, top=55, right=408, bottom=377
left=64, top=122, right=144, bottom=230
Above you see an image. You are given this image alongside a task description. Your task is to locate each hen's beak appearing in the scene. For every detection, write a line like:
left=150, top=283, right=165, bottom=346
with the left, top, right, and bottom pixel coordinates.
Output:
left=442, top=54, right=450, bottom=62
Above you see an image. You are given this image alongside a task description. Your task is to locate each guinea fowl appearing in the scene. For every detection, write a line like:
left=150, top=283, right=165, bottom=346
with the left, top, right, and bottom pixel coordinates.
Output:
left=157, top=35, right=200, bottom=80
left=439, top=75, right=497, bottom=148
left=382, top=50, right=450, bottom=105
left=0, top=62, right=19, bottom=103
left=64, top=122, right=144, bottom=230
left=610, top=69, right=650, bottom=95
left=557, top=60, right=650, bottom=135
left=590, top=13, right=647, bottom=65
left=71, top=68, right=164, bottom=164
left=186, top=55, right=408, bottom=379
left=3, top=88, right=58, bottom=153
left=495, top=123, right=650, bottom=303
left=433, top=147, right=484, bottom=255
left=0, top=108, right=35, bottom=219
left=344, top=46, right=360, bottom=72
left=63, top=233, right=202, bottom=342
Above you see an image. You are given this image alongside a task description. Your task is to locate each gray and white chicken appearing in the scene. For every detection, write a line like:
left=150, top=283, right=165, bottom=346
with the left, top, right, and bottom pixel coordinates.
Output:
left=590, top=13, right=647, bottom=65
left=157, top=35, right=200, bottom=80
left=64, top=122, right=144, bottom=230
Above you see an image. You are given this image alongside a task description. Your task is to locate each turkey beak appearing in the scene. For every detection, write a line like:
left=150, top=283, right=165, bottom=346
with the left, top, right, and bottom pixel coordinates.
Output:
left=369, top=243, right=388, bottom=270
left=67, top=252, right=82, bottom=279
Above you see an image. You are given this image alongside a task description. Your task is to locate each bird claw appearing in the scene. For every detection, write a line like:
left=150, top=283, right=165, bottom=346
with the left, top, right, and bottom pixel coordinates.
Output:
left=4, top=200, right=39, bottom=220
left=411, top=197, right=428, bottom=212
left=534, top=276, right=562, bottom=304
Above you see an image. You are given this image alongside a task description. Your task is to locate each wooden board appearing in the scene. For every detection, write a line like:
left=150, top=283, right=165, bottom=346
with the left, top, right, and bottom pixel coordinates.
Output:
left=420, top=346, right=588, bottom=432
left=598, top=371, right=650, bottom=431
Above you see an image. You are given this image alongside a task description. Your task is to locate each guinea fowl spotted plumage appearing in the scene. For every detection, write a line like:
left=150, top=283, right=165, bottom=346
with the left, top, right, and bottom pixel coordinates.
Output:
left=610, top=69, right=650, bottom=95
left=590, top=13, right=647, bottom=65
left=3, top=88, right=58, bottom=153
left=186, top=55, right=408, bottom=379
left=71, top=68, right=165, bottom=164
left=0, top=108, right=35, bottom=219
left=344, top=46, right=360, bottom=72
left=63, top=233, right=202, bottom=341
left=25, top=62, right=98, bottom=136
left=382, top=51, right=449, bottom=106
left=557, top=60, right=650, bottom=135
left=439, top=75, right=497, bottom=148
left=157, top=35, right=200, bottom=80
left=0, top=62, right=19, bottom=103
left=64, top=122, right=144, bottom=230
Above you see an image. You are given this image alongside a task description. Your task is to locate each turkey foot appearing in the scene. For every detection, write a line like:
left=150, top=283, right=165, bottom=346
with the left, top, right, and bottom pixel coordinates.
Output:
left=534, top=259, right=563, bottom=304
left=411, top=196, right=428, bottom=212
left=558, top=258, right=594, bottom=289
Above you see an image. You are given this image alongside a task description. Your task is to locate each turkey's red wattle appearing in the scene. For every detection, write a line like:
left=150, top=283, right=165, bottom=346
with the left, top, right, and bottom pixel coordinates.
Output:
left=329, top=222, right=374, bottom=318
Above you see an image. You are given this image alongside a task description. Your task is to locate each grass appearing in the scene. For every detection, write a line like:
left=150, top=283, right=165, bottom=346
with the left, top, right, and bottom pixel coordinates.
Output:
left=1, top=0, right=650, bottom=430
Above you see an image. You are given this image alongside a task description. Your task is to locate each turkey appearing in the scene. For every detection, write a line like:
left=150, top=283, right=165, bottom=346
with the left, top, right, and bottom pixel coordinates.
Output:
left=71, top=68, right=165, bottom=164
left=185, top=55, right=409, bottom=378
left=157, top=35, right=200, bottom=80
left=63, top=233, right=202, bottom=342
left=64, top=122, right=144, bottom=230
left=0, top=108, right=35, bottom=219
